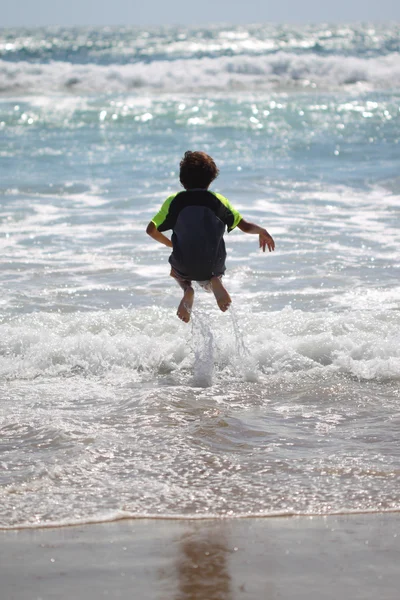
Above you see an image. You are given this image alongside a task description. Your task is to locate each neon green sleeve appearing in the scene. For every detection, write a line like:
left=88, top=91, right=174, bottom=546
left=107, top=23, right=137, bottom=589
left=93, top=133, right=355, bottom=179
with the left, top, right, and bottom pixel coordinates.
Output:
left=213, top=192, right=242, bottom=231
left=151, top=193, right=178, bottom=229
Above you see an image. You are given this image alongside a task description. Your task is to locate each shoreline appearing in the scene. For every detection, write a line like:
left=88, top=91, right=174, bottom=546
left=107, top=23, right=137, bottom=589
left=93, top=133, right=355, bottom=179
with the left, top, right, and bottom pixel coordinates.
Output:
left=1, top=506, right=400, bottom=531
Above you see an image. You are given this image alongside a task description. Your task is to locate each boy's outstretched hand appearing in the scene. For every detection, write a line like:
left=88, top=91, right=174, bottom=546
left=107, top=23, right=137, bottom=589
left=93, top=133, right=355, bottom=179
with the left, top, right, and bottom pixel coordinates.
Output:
left=259, top=229, right=275, bottom=252
left=238, top=219, right=275, bottom=252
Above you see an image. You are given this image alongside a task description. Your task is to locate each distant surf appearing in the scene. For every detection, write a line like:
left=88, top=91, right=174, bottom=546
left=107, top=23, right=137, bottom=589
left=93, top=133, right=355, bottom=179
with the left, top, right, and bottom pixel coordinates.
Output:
left=1, top=23, right=400, bottom=94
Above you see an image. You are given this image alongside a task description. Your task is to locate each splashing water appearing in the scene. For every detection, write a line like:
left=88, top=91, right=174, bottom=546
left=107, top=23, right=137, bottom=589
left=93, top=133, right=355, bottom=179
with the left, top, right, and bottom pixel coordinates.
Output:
left=190, top=304, right=259, bottom=388
left=229, top=306, right=259, bottom=383
left=191, top=308, right=215, bottom=387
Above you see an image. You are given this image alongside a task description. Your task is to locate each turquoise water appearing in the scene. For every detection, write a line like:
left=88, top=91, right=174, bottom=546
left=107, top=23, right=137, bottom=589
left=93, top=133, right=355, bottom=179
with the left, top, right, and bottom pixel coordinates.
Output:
left=0, top=24, right=399, bottom=528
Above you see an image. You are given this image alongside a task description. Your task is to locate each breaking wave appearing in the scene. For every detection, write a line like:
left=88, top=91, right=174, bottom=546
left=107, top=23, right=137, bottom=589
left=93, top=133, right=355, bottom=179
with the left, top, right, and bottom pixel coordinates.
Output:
left=1, top=51, right=400, bottom=94
left=1, top=306, right=399, bottom=384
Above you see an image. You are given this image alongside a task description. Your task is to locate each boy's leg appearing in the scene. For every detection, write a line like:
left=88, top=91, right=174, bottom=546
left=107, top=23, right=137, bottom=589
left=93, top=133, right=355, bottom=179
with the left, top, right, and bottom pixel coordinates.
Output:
left=210, top=276, right=231, bottom=312
left=170, top=269, right=194, bottom=323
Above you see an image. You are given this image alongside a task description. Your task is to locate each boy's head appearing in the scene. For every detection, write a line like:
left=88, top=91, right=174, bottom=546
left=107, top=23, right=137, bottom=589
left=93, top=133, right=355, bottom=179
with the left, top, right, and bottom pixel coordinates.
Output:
left=179, top=151, right=219, bottom=190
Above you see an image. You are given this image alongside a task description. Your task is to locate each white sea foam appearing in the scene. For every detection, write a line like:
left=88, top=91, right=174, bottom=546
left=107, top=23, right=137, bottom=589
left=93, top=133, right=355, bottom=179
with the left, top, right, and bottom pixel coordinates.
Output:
left=1, top=305, right=399, bottom=383
left=1, top=51, right=400, bottom=94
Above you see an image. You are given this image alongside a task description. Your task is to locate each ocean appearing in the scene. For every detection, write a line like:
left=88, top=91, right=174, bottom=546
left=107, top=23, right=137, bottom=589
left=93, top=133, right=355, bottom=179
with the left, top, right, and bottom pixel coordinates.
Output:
left=0, top=23, right=399, bottom=529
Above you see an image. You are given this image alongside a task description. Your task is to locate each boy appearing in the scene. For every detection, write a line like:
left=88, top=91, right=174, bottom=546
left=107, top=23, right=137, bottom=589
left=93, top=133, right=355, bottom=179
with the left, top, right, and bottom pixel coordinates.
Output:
left=146, top=151, right=275, bottom=323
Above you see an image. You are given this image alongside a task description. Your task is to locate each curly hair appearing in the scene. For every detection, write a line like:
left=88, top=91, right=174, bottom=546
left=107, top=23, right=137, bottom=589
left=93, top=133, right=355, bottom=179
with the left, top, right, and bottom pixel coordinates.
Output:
left=179, top=151, right=219, bottom=190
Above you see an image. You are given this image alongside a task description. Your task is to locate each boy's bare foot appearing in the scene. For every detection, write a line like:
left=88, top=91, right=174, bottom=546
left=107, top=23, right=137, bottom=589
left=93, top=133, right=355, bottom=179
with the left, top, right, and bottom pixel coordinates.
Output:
left=210, top=276, right=231, bottom=312
left=177, top=286, right=194, bottom=323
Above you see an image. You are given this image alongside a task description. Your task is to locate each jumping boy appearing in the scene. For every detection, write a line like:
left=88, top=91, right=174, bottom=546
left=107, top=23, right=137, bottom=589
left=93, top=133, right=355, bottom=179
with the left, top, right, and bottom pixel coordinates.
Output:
left=146, top=151, right=275, bottom=323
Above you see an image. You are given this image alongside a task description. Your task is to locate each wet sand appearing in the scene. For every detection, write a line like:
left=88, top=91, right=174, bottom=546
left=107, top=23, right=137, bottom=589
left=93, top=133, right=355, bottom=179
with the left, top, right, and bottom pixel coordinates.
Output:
left=1, top=514, right=399, bottom=599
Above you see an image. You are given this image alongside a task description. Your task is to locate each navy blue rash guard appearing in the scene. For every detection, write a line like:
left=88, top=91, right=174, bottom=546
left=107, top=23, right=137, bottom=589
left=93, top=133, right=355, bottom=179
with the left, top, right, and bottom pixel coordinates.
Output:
left=151, top=190, right=242, bottom=282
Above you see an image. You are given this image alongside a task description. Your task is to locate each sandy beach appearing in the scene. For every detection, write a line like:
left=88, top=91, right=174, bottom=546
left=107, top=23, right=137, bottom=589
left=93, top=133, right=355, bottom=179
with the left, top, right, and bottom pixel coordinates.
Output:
left=1, top=513, right=399, bottom=599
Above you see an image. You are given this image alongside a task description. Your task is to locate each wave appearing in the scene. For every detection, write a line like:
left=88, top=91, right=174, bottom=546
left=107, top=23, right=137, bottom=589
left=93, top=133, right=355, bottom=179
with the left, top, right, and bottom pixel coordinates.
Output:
left=1, top=51, right=400, bottom=94
left=1, top=306, right=399, bottom=383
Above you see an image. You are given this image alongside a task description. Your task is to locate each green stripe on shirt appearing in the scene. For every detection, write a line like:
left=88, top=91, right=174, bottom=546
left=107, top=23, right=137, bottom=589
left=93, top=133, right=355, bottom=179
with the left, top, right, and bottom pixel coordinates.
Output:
left=151, top=193, right=179, bottom=229
left=211, top=192, right=242, bottom=231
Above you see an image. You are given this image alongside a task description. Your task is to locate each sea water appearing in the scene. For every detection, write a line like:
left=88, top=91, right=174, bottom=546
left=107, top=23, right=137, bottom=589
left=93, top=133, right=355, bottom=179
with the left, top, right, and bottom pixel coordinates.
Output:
left=0, top=23, right=399, bottom=528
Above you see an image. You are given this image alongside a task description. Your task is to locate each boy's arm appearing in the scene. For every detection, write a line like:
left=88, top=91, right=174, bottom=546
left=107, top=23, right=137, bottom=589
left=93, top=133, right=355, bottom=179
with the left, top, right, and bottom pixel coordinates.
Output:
left=146, top=222, right=173, bottom=248
left=237, top=218, right=275, bottom=252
